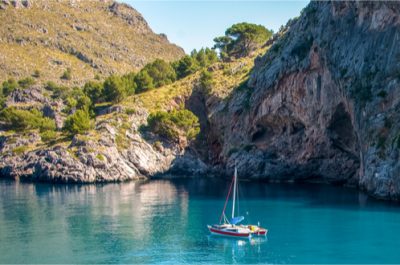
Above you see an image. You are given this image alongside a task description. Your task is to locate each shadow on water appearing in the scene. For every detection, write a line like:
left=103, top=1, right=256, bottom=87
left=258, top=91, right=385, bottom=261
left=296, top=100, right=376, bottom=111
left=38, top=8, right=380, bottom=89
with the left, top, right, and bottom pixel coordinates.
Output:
left=167, top=178, right=400, bottom=212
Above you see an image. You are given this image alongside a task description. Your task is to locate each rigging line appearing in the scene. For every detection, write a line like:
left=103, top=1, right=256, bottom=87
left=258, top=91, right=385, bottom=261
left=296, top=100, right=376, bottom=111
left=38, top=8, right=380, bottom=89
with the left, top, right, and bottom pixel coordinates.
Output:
left=219, top=175, right=234, bottom=224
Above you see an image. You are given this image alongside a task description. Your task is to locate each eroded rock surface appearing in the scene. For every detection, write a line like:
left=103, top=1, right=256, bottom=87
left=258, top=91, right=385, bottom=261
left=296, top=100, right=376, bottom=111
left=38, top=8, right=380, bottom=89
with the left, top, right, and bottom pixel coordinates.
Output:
left=205, top=1, right=400, bottom=200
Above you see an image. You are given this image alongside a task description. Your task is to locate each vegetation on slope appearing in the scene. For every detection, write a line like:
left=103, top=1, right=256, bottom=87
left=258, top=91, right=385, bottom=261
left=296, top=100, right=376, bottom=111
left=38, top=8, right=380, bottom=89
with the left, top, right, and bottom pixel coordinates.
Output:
left=0, top=0, right=184, bottom=85
left=0, top=21, right=273, bottom=149
left=146, top=109, right=200, bottom=142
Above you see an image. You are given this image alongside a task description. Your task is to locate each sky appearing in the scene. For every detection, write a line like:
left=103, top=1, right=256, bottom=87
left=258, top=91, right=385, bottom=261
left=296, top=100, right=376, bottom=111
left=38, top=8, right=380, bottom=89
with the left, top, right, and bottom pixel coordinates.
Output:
left=122, top=1, right=309, bottom=53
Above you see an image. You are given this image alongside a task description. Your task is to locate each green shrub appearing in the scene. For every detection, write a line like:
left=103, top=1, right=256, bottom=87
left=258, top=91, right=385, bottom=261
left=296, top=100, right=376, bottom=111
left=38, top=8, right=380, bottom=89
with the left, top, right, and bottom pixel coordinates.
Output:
left=73, top=88, right=92, bottom=111
left=147, top=109, right=200, bottom=142
left=2, top=78, right=18, bottom=96
left=83, top=81, right=104, bottom=104
left=172, top=55, right=200, bottom=79
left=103, top=75, right=127, bottom=103
left=0, top=107, right=56, bottom=132
left=199, top=70, right=214, bottom=94
left=18, top=77, right=36, bottom=89
left=45, top=81, right=59, bottom=91
left=45, top=81, right=70, bottom=98
left=62, top=87, right=93, bottom=115
left=135, top=70, right=154, bottom=93
left=40, top=117, right=57, bottom=131
left=40, top=130, right=58, bottom=143
left=63, top=109, right=93, bottom=135
left=143, top=59, right=176, bottom=88
left=0, top=97, right=6, bottom=111
left=61, top=68, right=72, bottom=80
left=121, top=72, right=137, bottom=96
left=147, top=111, right=178, bottom=140
left=134, top=59, right=176, bottom=93
left=194, top=48, right=219, bottom=67
left=172, top=48, right=218, bottom=79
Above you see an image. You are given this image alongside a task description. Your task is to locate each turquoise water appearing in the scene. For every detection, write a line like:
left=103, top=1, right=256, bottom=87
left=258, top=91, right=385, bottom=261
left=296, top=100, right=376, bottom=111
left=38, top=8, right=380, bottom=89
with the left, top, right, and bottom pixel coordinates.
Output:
left=1, top=178, right=400, bottom=264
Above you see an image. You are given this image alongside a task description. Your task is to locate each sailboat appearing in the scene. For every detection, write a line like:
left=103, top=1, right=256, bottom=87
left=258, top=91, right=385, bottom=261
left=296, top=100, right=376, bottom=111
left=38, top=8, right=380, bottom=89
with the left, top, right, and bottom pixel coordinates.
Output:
left=207, top=166, right=268, bottom=238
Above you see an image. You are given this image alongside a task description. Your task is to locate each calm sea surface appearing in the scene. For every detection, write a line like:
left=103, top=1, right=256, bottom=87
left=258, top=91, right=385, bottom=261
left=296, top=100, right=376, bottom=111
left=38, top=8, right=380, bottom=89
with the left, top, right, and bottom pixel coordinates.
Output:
left=1, top=178, right=400, bottom=264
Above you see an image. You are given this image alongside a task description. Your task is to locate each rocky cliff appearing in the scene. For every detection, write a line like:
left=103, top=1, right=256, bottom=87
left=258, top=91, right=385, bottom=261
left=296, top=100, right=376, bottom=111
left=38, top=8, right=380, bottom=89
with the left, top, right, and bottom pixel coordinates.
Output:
left=0, top=0, right=184, bottom=85
left=205, top=1, right=400, bottom=200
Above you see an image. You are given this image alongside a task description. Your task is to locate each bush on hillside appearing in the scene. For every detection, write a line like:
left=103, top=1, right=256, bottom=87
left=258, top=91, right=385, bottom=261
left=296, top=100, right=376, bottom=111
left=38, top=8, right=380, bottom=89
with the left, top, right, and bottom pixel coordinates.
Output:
left=83, top=81, right=104, bottom=104
left=0, top=97, right=5, bottom=111
left=18, top=77, right=36, bottom=89
left=0, top=107, right=56, bottom=132
left=135, top=70, right=154, bottom=93
left=121, top=72, right=137, bottom=96
left=192, top=48, right=219, bottom=67
left=63, top=109, right=93, bottom=135
left=40, top=130, right=58, bottom=143
left=144, top=59, right=176, bottom=87
left=147, top=109, right=200, bottom=142
left=172, top=55, right=200, bottom=79
left=199, top=70, right=214, bottom=94
left=103, top=75, right=127, bottom=103
left=1, top=78, right=19, bottom=96
left=172, top=48, right=219, bottom=79
left=45, top=81, right=70, bottom=99
left=65, top=87, right=93, bottom=114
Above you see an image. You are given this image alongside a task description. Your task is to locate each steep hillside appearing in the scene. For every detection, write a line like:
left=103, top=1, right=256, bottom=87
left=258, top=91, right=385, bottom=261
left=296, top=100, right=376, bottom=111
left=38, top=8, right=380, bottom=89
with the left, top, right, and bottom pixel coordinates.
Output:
left=0, top=48, right=258, bottom=183
left=0, top=0, right=184, bottom=85
left=207, top=1, right=400, bottom=200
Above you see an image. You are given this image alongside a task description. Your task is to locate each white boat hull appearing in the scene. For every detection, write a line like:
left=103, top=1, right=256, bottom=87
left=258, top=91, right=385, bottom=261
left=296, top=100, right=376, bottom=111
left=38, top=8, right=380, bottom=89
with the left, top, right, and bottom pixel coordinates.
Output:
left=207, top=225, right=251, bottom=238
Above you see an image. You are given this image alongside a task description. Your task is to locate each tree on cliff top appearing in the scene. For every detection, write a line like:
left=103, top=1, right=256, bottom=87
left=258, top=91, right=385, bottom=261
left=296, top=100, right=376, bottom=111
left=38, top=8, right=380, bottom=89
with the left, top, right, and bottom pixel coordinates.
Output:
left=213, top=22, right=273, bottom=59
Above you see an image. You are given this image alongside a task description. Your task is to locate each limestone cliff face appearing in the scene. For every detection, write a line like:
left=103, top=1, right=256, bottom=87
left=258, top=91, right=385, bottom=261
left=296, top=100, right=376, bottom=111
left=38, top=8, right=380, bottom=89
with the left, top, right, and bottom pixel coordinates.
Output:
left=206, top=1, right=400, bottom=200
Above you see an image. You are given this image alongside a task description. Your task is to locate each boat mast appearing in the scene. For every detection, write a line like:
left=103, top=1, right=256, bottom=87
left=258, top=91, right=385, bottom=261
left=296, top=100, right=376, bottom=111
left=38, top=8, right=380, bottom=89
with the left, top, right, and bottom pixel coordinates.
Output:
left=232, top=165, right=237, bottom=219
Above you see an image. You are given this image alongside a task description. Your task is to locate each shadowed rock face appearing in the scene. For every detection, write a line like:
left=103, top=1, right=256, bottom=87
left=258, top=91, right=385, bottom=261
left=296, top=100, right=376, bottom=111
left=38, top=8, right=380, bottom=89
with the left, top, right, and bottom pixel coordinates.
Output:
left=206, top=1, right=400, bottom=200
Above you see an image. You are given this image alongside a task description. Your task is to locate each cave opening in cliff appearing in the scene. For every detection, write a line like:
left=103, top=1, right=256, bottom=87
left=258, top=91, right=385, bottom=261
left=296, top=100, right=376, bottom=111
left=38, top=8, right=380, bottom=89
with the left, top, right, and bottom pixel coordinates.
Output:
left=327, top=103, right=357, bottom=152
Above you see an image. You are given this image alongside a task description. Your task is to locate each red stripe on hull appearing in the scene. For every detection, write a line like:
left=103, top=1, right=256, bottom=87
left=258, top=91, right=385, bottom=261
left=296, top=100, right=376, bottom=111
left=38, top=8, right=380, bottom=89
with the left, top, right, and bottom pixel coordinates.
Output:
left=209, top=227, right=250, bottom=237
left=253, top=230, right=267, bottom=236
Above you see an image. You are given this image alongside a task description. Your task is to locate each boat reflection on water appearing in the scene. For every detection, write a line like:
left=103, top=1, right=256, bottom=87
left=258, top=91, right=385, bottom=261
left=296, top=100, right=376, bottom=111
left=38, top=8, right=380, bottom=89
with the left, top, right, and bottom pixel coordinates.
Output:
left=207, top=234, right=268, bottom=246
left=207, top=234, right=268, bottom=260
